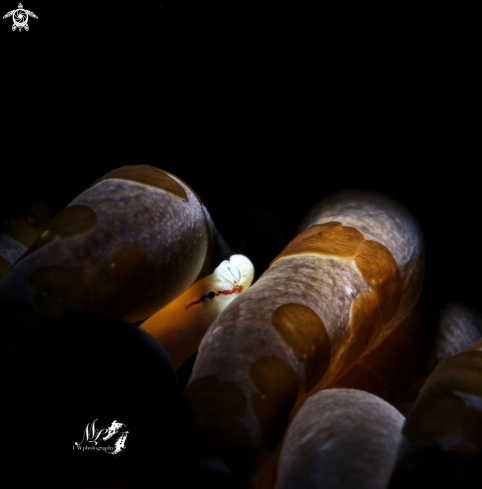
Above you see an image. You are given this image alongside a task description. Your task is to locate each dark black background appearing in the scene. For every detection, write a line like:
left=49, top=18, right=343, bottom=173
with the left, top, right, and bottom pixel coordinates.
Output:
left=1, top=2, right=479, bottom=335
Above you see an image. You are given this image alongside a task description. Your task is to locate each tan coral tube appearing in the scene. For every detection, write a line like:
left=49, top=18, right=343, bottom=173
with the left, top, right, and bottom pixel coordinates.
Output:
left=182, top=190, right=425, bottom=481
left=434, top=301, right=482, bottom=364
left=275, top=388, right=405, bottom=489
left=0, top=166, right=231, bottom=338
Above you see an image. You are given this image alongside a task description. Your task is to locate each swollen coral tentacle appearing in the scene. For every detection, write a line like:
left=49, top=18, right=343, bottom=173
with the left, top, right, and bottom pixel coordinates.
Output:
left=183, top=190, right=424, bottom=482
left=275, top=389, right=405, bottom=489
left=0, top=166, right=233, bottom=346
left=434, top=301, right=482, bottom=364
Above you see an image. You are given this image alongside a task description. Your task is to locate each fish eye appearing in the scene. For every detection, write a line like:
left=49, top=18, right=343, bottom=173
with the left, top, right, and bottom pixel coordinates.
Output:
left=208, top=291, right=215, bottom=299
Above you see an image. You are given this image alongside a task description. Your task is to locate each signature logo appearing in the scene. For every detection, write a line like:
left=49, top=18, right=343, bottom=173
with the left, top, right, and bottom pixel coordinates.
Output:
left=73, top=419, right=129, bottom=456
left=3, top=3, right=38, bottom=32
